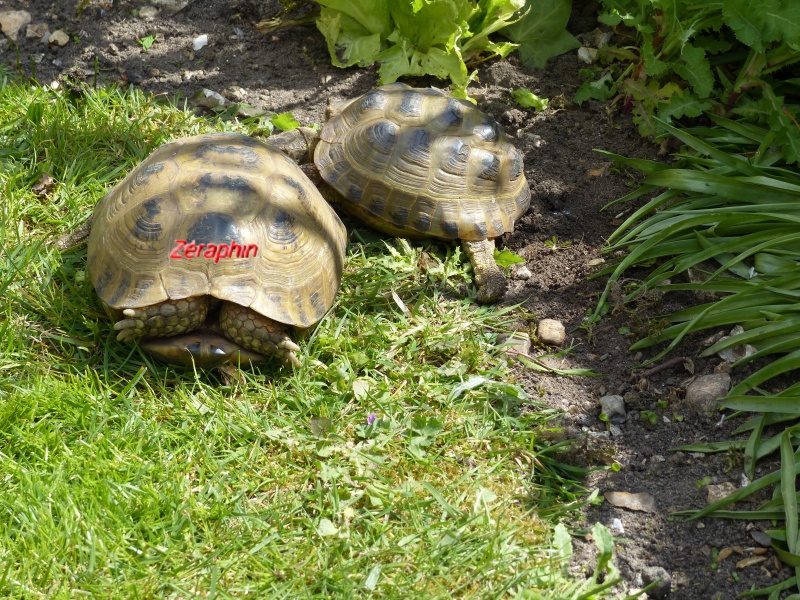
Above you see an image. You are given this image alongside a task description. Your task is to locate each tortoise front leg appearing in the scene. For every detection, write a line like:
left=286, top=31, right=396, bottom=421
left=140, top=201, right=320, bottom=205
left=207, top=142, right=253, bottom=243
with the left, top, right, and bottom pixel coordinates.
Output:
left=461, top=239, right=507, bottom=304
left=219, top=302, right=302, bottom=367
left=113, top=296, right=209, bottom=342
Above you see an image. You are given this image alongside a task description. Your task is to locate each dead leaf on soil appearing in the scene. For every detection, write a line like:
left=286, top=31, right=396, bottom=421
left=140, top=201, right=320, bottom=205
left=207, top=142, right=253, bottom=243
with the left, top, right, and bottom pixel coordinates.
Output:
left=604, top=490, right=657, bottom=513
left=736, top=556, right=767, bottom=569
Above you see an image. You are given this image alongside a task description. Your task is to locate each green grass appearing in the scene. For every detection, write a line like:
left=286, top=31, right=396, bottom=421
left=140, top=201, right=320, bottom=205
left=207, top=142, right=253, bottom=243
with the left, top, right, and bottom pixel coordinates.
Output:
left=0, top=72, right=620, bottom=598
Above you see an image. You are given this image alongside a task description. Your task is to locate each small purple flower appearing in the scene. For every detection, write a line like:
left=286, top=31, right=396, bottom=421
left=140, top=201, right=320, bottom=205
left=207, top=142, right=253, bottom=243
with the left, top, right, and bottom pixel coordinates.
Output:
left=367, top=413, right=377, bottom=426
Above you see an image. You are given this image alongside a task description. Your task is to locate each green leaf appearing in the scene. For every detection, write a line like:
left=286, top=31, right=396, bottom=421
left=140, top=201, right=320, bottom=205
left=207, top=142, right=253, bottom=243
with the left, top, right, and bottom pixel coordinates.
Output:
left=315, top=0, right=530, bottom=94
left=511, top=87, right=548, bottom=110
left=137, top=35, right=157, bottom=52
left=494, top=247, right=525, bottom=269
left=674, top=44, right=714, bottom=98
left=657, top=91, right=714, bottom=121
left=270, top=112, right=300, bottom=131
left=574, top=72, right=617, bottom=104
left=501, top=0, right=580, bottom=69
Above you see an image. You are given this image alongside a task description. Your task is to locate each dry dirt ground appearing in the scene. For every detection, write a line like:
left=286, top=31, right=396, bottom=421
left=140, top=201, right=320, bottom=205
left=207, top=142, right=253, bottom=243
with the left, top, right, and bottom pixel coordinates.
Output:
left=1, top=0, right=793, bottom=597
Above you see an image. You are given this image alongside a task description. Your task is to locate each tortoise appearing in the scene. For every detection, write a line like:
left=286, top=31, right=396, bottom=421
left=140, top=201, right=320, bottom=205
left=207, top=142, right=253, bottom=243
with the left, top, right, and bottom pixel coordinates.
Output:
left=304, top=82, right=531, bottom=303
left=74, top=132, right=347, bottom=369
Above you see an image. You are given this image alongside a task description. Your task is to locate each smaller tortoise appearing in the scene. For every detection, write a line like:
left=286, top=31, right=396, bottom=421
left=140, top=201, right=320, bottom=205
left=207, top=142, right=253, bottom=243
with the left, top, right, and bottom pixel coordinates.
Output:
left=82, top=132, right=347, bottom=369
left=315, top=83, right=531, bottom=303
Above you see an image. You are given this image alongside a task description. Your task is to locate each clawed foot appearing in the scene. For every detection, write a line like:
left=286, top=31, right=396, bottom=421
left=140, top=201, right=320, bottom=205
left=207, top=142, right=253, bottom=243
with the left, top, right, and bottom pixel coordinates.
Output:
left=112, top=297, right=208, bottom=342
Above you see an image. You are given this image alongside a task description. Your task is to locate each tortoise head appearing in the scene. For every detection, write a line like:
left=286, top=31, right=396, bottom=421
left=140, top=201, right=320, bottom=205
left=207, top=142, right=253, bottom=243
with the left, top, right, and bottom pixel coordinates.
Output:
left=139, top=329, right=266, bottom=369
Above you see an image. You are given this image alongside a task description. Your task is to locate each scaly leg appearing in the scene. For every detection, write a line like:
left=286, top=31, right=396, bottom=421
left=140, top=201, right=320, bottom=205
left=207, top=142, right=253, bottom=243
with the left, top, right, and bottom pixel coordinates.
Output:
left=113, top=296, right=208, bottom=342
left=219, top=302, right=302, bottom=367
left=461, top=239, right=507, bottom=304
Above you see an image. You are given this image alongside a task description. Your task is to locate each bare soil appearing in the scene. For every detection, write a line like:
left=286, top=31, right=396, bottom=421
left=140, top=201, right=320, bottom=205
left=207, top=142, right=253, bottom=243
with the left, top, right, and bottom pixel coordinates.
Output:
left=1, top=0, right=792, bottom=597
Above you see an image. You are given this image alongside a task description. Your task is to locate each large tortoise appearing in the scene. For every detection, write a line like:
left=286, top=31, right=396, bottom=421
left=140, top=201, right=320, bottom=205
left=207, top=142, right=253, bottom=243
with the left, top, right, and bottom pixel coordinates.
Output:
left=312, top=82, right=531, bottom=303
left=81, top=132, right=347, bottom=369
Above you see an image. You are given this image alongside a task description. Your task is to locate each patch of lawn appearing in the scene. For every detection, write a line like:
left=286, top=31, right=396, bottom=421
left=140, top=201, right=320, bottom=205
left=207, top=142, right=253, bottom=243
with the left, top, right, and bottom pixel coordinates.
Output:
left=0, top=73, right=616, bottom=598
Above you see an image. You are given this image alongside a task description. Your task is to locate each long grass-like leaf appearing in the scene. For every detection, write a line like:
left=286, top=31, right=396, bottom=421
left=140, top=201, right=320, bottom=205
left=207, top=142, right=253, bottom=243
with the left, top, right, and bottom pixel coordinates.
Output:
left=781, top=432, right=800, bottom=583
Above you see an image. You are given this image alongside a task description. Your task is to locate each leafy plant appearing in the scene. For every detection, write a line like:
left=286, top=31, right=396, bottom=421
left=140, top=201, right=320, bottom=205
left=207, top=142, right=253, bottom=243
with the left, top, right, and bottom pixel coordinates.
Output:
left=500, top=0, right=580, bottom=68
left=592, top=117, right=800, bottom=595
left=313, top=0, right=578, bottom=95
left=588, top=0, right=800, bottom=158
left=512, top=87, right=549, bottom=110
left=269, top=111, right=300, bottom=131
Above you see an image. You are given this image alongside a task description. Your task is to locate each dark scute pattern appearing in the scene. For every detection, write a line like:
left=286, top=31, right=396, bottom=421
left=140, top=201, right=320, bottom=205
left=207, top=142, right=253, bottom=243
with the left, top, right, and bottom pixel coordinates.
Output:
left=360, top=90, right=387, bottom=112
left=413, top=214, right=432, bottom=232
left=187, top=212, right=240, bottom=245
left=472, top=121, right=500, bottom=143
left=403, top=128, right=431, bottom=162
left=198, top=173, right=257, bottom=194
left=477, top=153, right=501, bottom=181
left=367, top=121, right=399, bottom=154
left=441, top=220, right=460, bottom=238
left=435, top=99, right=464, bottom=130
left=368, top=195, right=386, bottom=215
left=390, top=206, right=410, bottom=227
left=397, top=90, right=423, bottom=117
left=94, top=264, right=113, bottom=297
left=133, top=197, right=163, bottom=241
left=509, top=150, right=523, bottom=180
left=196, top=142, right=259, bottom=164
left=130, top=161, right=164, bottom=192
left=348, top=184, right=363, bottom=202
left=269, top=210, right=298, bottom=244
left=443, top=139, right=470, bottom=175
left=473, top=221, right=488, bottom=237
left=309, top=290, right=324, bottom=317
left=281, top=174, right=307, bottom=201
left=108, top=272, right=131, bottom=306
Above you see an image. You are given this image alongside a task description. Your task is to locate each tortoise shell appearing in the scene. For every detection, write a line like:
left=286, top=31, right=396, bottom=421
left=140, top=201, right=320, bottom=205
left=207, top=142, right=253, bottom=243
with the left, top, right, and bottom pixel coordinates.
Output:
left=314, top=83, right=531, bottom=241
left=87, top=132, right=347, bottom=329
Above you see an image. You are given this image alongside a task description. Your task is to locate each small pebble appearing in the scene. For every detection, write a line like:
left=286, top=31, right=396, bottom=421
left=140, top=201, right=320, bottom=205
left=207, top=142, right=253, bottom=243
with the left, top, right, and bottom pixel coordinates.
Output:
left=684, top=373, right=731, bottom=414
left=222, top=85, right=247, bottom=103
left=599, top=394, right=627, bottom=424
left=48, top=29, right=69, bottom=46
left=537, top=318, right=565, bottom=346
left=751, top=530, right=772, bottom=547
left=193, top=33, right=208, bottom=51
left=190, top=88, right=228, bottom=108
left=0, top=9, right=32, bottom=42
left=496, top=332, right=531, bottom=358
left=512, top=264, right=532, bottom=280
left=642, top=566, right=671, bottom=599
left=610, top=518, right=624, bottom=535
left=25, top=22, right=49, bottom=39
left=707, top=482, right=738, bottom=505
left=138, top=6, right=159, bottom=19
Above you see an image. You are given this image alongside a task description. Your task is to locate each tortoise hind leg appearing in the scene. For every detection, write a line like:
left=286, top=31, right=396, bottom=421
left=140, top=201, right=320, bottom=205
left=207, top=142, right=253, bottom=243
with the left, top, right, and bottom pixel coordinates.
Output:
left=461, top=239, right=507, bottom=304
left=219, top=302, right=302, bottom=367
left=113, top=296, right=208, bottom=342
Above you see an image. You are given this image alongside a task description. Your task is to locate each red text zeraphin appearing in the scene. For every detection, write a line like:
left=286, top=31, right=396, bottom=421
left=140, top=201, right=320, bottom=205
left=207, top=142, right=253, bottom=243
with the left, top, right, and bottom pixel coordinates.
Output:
left=170, top=239, right=258, bottom=263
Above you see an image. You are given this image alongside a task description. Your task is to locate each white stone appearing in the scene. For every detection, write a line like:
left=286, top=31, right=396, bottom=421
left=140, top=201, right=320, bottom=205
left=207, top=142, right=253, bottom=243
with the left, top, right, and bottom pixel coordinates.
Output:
left=193, top=34, right=208, bottom=51
left=0, top=10, right=32, bottom=42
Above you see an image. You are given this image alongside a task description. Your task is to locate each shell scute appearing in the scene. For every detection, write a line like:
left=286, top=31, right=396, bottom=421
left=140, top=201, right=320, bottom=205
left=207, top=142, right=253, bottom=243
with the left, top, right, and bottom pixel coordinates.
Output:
left=88, top=132, right=347, bottom=328
left=315, top=83, right=530, bottom=241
